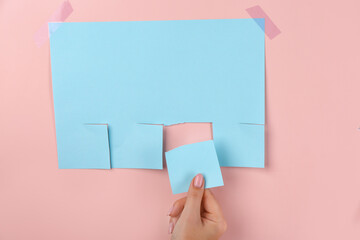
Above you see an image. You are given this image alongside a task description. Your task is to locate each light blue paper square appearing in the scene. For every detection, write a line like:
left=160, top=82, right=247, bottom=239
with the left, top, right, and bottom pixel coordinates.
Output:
left=49, top=19, right=264, bottom=169
left=113, top=124, right=163, bottom=169
left=58, top=124, right=110, bottom=169
left=165, top=140, right=224, bottom=194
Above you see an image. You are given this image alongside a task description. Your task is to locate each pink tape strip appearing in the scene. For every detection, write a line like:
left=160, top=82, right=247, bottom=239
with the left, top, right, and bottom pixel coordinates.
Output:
left=246, top=5, right=281, bottom=39
left=34, top=1, right=73, bottom=47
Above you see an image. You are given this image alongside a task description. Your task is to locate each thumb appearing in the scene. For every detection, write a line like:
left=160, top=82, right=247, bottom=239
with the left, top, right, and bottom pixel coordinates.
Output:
left=182, top=174, right=205, bottom=219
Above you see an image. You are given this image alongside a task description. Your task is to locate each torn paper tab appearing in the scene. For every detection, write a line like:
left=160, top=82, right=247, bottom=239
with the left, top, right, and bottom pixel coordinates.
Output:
left=58, top=124, right=110, bottom=169
left=112, top=123, right=163, bottom=169
left=166, top=140, right=224, bottom=194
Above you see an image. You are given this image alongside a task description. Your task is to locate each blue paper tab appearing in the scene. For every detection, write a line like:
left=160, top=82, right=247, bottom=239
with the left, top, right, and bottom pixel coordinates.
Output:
left=49, top=19, right=264, bottom=169
left=58, top=124, right=111, bottom=169
left=165, top=140, right=224, bottom=194
left=113, top=124, right=163, bottom=169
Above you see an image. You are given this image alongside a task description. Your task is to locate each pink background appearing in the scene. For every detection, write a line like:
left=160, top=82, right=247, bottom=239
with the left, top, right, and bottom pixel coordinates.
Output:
left=1, top=0, right=360, bottom=239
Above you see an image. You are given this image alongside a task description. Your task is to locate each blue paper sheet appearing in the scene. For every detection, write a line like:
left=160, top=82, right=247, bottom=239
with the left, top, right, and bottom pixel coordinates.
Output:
left=165, top=140, right=224, bottom=194
left=49, top=19, right=264, bottom=169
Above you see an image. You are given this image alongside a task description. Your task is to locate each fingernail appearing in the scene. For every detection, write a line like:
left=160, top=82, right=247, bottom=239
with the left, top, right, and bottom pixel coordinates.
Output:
left=167, top=205, right=174, bottom=216
left=168, top=222, right=174, bottom=234
left=194, top=174, right=203, bottom=188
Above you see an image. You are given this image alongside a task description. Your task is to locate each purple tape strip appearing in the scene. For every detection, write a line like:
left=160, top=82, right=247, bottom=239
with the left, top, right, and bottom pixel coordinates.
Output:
left=34, top=1, right=73, bottom=47
left=246, top=5, right=281, bottom=39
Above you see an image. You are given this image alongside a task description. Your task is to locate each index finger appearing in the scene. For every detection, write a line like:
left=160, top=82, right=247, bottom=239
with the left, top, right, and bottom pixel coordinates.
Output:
left=168, top=197, right=186, bottom=217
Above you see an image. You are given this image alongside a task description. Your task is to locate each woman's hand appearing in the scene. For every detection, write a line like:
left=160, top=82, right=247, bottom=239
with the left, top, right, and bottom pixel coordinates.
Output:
left=168, top=174, right=227, bottom=240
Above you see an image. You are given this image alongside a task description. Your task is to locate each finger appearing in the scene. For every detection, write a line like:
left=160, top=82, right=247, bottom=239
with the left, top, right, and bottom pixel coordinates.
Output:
left=202, top=189, right=225, bottom=220
left=168, top=197, right=186, bottom=217
left=169, top=215, right=180, bottom=227
left=168, top=218, right=175, bottom=234
left=168, top=209, right=182, bottom=235
left=182, top=174, right=205, bottom=219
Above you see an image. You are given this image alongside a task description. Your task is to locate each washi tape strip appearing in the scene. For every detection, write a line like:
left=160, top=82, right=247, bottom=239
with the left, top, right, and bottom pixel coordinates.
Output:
left=34, top=0, right=73, bottom=47
left=246, top=5, right=281, bottom=39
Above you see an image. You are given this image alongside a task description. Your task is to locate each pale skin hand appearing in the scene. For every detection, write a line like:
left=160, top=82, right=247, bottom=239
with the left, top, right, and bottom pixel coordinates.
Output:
left=167, top=174, right=227, bottom=240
